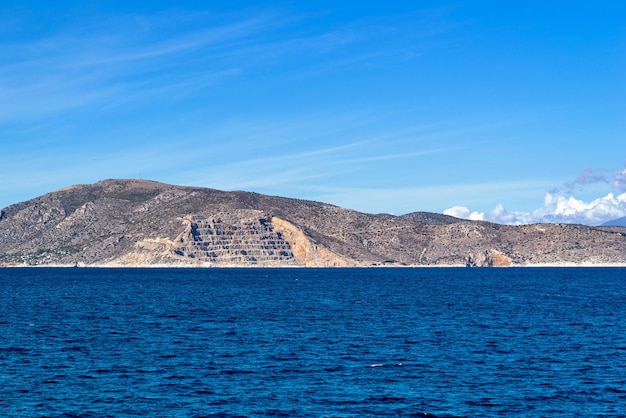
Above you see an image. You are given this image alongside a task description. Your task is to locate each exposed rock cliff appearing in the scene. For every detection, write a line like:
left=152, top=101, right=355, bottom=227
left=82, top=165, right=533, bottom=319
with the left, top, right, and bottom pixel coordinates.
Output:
left=1, top=179, right=625, bottom=266
left=467, top=249, right=513, bottom=267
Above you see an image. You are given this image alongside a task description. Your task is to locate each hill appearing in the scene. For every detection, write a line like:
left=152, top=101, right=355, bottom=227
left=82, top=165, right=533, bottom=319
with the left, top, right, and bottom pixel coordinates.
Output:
left=602, top=216, right=626, bottom=227
left=1, top=179, right=625, bottom=267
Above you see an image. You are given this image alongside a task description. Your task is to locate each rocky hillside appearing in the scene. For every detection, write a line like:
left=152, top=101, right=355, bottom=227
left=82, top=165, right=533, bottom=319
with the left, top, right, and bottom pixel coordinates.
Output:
left=1, top=179, right=625, bottom=267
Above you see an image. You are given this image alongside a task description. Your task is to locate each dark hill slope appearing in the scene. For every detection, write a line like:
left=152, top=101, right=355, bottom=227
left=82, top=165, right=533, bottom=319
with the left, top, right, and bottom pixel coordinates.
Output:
left=1, top=179, right=625, bottom=266
left=602, top=216, right=626, bottom=227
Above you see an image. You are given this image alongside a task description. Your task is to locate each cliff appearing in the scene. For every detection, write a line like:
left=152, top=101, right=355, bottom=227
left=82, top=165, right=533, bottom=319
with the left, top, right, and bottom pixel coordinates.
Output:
left=1, top=179, right=625, bottom=267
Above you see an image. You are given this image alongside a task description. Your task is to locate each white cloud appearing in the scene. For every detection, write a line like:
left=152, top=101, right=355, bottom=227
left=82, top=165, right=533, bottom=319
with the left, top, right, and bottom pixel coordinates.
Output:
left=443, top=206, right=469, bottom=218
left=443, top=206, right=484, bottom=221
left=535, top=192, right=626, bottom=225
left=445, top=192, right=626, bottom=226
left=445, top=164, right=626, bottom=226
left=486, top=204, right=530, bottom=225
left=445, top=203, right=532, bottom=225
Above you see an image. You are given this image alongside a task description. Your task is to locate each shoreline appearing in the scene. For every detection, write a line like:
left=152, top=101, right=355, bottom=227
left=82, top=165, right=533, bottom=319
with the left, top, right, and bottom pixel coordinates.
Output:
left=3, top=263, right=626, bottom=268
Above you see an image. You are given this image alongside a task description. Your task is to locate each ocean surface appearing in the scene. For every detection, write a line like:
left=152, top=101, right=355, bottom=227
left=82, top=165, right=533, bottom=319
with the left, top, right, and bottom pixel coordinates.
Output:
left=1, top=267, right=625, bottom=417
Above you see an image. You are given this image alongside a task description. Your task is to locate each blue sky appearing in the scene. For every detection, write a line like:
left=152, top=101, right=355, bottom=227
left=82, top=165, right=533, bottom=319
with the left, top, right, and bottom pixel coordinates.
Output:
left=1, top=1, right=625, bottom=225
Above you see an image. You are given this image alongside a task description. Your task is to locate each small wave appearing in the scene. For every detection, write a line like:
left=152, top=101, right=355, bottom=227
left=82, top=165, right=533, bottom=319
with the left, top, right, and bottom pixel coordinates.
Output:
left=136, top=368, right=161, bottom=374
left=0, top=346, right=29, bottom=354
left=220, top=369, right=255, bottom=375
left=365, top=395, right=407, bottom=403
left=256, top=409, right=300, bottom=417
left=158, top=354, right=177, bottom=359
left=538, top=357, right=564, bottom=364
left=42, top=379, right=59, bottom=384
left=56, top=412, right=99, bottom=418
left=604, top=387, right=626, bottom=394
left=464, top=398, right=504, bottom=407
left=163, top=374, right=188, bottom=380
left=267, top=354, right=299, bottom=361
left=194, top=389, right=215, bottom=395
left=62, top=346, right=89, bottom=353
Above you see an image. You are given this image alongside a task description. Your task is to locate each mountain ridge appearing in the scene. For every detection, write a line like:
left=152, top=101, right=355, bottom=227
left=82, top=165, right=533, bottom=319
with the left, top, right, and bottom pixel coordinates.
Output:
left=1, top=179, right=625, bottom=267
left=602, top=216, right=626, bottom=227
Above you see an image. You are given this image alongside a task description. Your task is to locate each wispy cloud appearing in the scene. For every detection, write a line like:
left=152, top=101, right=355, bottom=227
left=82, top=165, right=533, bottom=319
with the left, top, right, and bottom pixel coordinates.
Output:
left=303, top=180, right=554, bottom=215
left=0, top=3, right=470, bottom=161
left=556, top=167, right=609, bottom=194
left=0, top=13, right=279, bottom=123
left=0, top=6, right=450, bottom=127
left=614, top=167, right=626, bottom=191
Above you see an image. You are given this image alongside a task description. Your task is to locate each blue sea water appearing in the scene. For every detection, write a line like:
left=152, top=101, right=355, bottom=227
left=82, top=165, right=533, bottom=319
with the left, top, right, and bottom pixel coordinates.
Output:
left=1, top=267, right=625, bottom=417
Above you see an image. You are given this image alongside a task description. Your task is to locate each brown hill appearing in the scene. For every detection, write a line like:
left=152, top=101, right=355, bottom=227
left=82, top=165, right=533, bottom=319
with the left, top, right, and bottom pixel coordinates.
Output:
left=1, top=179, right=625, bottom=266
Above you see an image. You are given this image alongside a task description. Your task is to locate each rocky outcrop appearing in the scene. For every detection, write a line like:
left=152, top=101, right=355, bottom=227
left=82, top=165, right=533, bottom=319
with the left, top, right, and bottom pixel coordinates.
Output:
left=467, top=249, right=513, bottom=267
left=1, top=179, right=625, bottom=267
left=270, top=217, right=355, bottom=266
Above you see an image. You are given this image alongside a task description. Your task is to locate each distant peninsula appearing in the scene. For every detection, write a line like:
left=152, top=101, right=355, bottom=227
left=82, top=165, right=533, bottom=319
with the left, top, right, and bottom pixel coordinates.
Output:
left=1, top=179, right=625, bottom=267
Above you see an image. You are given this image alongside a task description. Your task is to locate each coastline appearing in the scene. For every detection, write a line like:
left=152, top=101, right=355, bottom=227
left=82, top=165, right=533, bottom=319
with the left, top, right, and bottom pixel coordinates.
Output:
left=4, top=263, right=626, bottom=268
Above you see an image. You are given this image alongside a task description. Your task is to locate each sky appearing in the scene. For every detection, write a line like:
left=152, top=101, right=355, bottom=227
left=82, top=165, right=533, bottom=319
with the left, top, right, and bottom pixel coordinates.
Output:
left=1, top=1, right=625, bottom=225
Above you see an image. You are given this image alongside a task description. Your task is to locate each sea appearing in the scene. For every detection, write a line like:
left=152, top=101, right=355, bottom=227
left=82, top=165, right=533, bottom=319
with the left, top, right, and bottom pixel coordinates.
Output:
left=1, top=267, right=625, bottom=417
